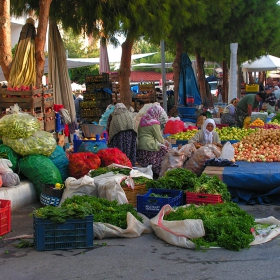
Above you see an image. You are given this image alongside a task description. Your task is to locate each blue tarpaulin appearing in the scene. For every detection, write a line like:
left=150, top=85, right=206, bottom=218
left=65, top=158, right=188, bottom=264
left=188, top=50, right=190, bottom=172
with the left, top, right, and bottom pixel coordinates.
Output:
left=223, top=161, right=280, bottom=204
left=178, top=53, right=202, bottom=106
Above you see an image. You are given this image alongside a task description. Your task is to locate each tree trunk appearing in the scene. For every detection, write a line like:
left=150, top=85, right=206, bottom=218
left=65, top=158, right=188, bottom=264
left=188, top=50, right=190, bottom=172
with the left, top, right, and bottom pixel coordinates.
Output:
left=35, top=0, right=52, bottom=87
left=172, top=40, right=183, bottom=106
left=119, top=35, right=134, bottom=108
left=222, top=60, right=228, bottom=104
left=195, top=51, right=208, bottom=107
left=0, top=0, right=12, bottom=80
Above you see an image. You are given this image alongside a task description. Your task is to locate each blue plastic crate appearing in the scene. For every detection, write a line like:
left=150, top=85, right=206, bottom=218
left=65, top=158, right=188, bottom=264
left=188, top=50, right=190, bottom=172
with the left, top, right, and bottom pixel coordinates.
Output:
left=33, top=215, right=94, bottom=251
left=221, top=140, right=239, bottom=145
left=137, top=188, right=183, bottom=218
left=73, top=134, right=107, bottom=153
left=55, top=112, right=65, bottom=132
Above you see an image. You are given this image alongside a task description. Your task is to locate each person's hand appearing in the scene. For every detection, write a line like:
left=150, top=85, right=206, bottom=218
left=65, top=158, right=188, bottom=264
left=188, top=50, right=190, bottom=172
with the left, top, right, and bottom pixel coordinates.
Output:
left=213, top=142, right=223, bottom=148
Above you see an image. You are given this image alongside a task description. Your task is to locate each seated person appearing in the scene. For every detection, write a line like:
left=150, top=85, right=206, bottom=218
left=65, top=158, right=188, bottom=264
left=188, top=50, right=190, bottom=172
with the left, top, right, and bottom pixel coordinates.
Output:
left=188, top=118, right=221, bottom=149
left=221, top=98, right=239, bottom=126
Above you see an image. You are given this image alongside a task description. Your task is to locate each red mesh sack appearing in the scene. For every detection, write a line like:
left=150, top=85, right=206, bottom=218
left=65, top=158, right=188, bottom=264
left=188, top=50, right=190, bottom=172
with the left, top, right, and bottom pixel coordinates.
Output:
left=68, top=152, right=101, bottom=179
left=163, top=120, right=184, bottom=135
left=97, top=148, right=132, bottom=168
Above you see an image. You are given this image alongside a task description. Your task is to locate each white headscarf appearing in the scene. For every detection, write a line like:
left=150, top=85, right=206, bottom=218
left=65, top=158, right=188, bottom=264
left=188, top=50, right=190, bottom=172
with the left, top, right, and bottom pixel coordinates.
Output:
left=202, top=118, right=216, bottom=144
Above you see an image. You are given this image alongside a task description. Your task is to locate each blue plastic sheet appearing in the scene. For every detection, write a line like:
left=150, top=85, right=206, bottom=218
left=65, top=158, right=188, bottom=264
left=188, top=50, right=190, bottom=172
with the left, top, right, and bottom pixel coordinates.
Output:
left=223, top=161, right=280, bottom=204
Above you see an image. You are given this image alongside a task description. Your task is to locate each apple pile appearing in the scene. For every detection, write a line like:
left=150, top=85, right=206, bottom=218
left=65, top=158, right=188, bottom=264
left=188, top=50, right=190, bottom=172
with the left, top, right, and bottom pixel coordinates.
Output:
left=216, top=127, right=257, bottom=141
left=233, top=128, right=280, bottom=162
left=170, top=130, right=198, bottom=141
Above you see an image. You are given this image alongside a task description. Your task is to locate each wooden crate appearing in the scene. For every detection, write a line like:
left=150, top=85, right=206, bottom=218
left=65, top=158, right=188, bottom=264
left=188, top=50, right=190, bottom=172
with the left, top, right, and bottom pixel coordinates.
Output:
left=0, top=88, right=43, bottom=111
left=44, top=119, right=56, bottom=132
left=202, top=166, right=224, bottom=181
left=110, top=72, right=119, bottom=82
left=138, top=83, right=155, bottom=93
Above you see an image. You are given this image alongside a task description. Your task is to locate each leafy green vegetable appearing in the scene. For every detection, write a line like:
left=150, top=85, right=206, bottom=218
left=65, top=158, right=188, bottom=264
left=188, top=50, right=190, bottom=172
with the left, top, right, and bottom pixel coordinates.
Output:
left=164, top=202, right=255, bottom=251
left=31, top=195, right=143, bottom=229
left=149, top=193, right=170, bottom=198
left=89, top=167, right=111, bottom=177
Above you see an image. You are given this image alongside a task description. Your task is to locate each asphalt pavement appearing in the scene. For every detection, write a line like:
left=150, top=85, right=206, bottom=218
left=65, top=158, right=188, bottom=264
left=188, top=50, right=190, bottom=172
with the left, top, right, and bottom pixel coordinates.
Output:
left=1, top=201, right=280, bottom=280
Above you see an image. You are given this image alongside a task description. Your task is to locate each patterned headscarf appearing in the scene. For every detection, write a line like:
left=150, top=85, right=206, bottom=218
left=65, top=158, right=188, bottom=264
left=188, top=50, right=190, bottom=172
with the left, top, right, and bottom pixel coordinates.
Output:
left=112, top=103, right=127, bottom=115
left=202, top=118, right=216, bottom=144
left=140, top=104, right=164, bottom=127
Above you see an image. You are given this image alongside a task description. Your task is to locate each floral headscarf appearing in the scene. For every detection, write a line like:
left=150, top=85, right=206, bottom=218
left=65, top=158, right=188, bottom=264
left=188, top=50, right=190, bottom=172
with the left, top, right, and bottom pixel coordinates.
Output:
left=202, top=118, right=216, bottom=144
left=112, top=103, right=127, bottom=115
left=139, top=104, right=164, bottom=127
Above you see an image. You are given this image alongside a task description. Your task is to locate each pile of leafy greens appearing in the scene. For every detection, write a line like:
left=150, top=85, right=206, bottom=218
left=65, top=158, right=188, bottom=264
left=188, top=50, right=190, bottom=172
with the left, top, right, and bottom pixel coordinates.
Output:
left=164, top=202, right=255, bottom=251
left=32, top=195, right=143, bottom=229
left=146, top=168, right=231, bottom=202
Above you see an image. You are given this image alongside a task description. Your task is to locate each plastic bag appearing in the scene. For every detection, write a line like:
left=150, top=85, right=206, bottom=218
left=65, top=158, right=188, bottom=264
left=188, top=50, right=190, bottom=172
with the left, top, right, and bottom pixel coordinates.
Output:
left=2, top=131, right=57, bottom=156
left=183, top=146, right=216, bottom=176
left=159, top=149, right=186, bottom=177
left=163, top=119, right=184, bottom=135
left=0, top=144, right=21, bottom=172
left=0, top=159, right=13, bottom=174
left=99, top=105, right=115, bottom=127
left=220, top=141, right=234, bottom=160
left=1, top=172, right=20, bottom=187
left=78, top=141, right=108, bottom=153
left=178, top=143, right=197, bottom=158
left=0, top=104, right=41, bottom=139
left=68, top=152, right=101, bottom=179
left=48, top=146, right=69, bottom=181
left=243, top=116, right=251, bottom=128
left=205, top=144, right=222, bottom=158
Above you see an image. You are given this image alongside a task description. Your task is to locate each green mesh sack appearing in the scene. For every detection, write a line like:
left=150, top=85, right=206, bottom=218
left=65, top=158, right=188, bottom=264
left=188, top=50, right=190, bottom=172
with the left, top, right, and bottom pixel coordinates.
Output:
left=19, top=154, right=63, bottom=197
left=0, top=144, right=21, bottom=172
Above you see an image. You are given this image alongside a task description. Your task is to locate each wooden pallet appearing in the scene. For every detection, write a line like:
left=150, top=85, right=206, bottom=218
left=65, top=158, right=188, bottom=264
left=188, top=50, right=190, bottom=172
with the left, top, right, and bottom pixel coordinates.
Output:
left=203, top=166, right=224, bottom=181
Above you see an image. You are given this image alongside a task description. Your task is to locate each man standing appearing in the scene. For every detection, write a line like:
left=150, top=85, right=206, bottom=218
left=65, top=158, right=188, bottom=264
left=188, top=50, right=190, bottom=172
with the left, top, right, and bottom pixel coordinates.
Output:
left=264, top=77, right=277, bottom=113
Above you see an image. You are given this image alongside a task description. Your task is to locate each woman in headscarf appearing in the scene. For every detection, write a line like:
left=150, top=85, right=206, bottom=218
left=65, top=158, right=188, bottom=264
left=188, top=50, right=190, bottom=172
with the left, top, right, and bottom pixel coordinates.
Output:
left=188, top=118, right=221, bottom=149
left=107, top=103, right=137, bottom=166
left=221, top=98, right=239, bottom=126
left=136, top=104, right=169, bottom=176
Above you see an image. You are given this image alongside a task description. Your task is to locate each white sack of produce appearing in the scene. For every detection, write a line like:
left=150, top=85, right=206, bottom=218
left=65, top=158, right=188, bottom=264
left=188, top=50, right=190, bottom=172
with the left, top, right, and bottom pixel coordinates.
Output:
left=159, top=149, right=186, bottom=177
left=178, top=143, right=197, bottom=158
left=2, top=131, right=56, bottom=156
left=94, top=212, right=152, bottom=240
left=0, top=159, right=13, bottom=174
left=150, top=204, right=205, bottom=249
left=93, top=172, right=128, bottom=204
left=183, top=146, right=215, bottom=176
left=0, top=106, right=41, bottom=139
left=59, top=175, right=98, bottom=206
left=205, top=144, right=222, bottom=158
left=1, top=172, right=20, bottom=187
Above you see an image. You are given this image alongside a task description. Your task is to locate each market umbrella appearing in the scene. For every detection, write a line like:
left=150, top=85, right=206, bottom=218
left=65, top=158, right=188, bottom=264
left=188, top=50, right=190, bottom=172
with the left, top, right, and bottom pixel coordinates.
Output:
left=178, top=53, right=201, bottom=106
left=241, top=54, right=280, bottom=72
left=48, top=20, right=77, bottom=132
left=99, top=37, right=110, bottom=74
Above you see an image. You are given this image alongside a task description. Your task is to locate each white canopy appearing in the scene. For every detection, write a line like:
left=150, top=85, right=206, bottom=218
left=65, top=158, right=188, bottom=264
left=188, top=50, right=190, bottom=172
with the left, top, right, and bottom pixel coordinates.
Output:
left=242, top=55, right=280, bottom=72
left=0, top=52, right=157, bottom=82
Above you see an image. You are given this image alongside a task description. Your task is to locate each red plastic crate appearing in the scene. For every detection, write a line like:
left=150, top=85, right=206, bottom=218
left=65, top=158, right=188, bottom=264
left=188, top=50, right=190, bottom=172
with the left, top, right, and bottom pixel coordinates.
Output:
left=186, top=192, right=223, bottom=205
left=0, top=199, right=11, bottom=236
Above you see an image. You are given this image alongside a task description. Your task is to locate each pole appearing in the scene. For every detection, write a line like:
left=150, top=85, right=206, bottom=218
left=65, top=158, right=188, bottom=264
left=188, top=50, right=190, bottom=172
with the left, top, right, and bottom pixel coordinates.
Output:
left=160, top=40, right=167, bottom=112
left=228, top=43, right=238, bottom=101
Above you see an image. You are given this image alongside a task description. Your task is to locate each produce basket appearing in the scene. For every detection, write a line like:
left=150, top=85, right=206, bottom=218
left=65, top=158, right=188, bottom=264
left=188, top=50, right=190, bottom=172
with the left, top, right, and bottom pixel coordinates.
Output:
left=81, top=124, right=105, bottom=138
left=137, top=188, right=183, bottom=218
left=0, top=199, right=11, bottom=236
left=33, top=215, right=94, bottom=251
left=186, top=192, right=223, bottom=205
left=122, top=184, right=148, bottom=207
left=40, top=184, right=64, bottom=207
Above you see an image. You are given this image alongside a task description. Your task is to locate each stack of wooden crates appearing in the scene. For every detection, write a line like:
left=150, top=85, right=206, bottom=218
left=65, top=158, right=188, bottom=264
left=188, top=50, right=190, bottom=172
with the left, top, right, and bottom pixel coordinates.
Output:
left=80, top=73, right=112, bottom=123
left=0, top=85, right=55, bottom=132
left=110, top=72, right=120, bottom=104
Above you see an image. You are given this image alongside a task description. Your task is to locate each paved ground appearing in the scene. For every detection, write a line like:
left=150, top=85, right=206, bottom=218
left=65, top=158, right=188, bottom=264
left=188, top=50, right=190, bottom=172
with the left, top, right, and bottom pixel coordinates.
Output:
left=1, top=202, right=280, bottom=280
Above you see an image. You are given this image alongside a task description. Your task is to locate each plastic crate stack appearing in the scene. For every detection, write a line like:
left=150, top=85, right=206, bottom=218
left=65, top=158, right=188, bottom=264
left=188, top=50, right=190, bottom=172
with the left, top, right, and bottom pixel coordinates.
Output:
left=110, top=72, right=120, bottom=104
left=80, top=74, right=112, bottom=123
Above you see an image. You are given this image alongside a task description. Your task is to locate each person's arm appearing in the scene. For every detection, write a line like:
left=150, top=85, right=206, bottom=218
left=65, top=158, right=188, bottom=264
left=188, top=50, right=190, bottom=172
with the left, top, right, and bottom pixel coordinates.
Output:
left=247, top=104, right=253, bottom=115
left=152, top=125, right=164, bottom=144
left=265, top=86, right=275, bottom=95
left=188, top=131, right=203, bottom=148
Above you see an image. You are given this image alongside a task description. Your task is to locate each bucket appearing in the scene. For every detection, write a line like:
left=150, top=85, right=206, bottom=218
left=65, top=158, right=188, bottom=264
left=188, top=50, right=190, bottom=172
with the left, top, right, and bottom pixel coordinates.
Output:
left=81, top=124, right=105, bottom=138
left=186, top=96, right=194, bottom=104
